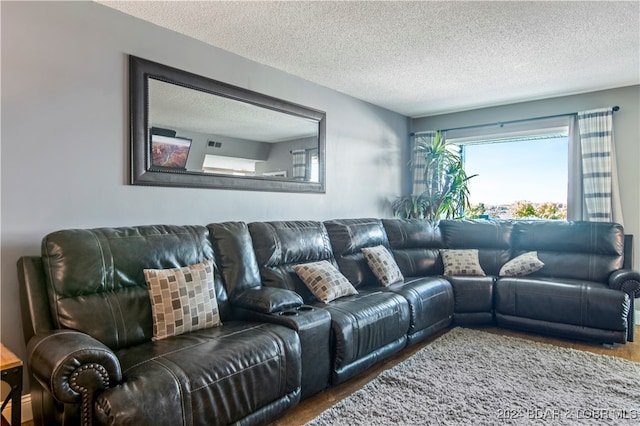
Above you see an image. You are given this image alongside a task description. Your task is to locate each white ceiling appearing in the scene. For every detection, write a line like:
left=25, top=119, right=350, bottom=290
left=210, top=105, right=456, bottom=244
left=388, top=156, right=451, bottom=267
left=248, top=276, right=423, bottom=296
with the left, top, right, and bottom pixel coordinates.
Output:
left=100, top=1, right=640, bottom=118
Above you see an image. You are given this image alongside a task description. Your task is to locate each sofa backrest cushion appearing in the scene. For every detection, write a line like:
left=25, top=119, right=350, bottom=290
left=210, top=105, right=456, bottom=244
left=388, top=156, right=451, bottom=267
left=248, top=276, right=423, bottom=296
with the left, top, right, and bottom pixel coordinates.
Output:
left=41, top=225, right=228, bottom=350
left=511, top=220, right=624, bottom=282
left=248, top=221, right=336, bottom=302
left=207, top=222, right=262, bottom=297
left=324, top=218, right=389, bottom=287
left=382, top=219, right=445, bottom=276
left=438, top=219, right=513, bottom=276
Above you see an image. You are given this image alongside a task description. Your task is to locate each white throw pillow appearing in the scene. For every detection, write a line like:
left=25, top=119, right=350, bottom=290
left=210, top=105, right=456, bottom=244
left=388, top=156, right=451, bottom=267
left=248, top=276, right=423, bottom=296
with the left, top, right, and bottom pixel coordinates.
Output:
left=361, top=245, right=404, bottom=286
left=144, top=259, right=221, bottom=341
left=499, top=251, right=544, bottom=277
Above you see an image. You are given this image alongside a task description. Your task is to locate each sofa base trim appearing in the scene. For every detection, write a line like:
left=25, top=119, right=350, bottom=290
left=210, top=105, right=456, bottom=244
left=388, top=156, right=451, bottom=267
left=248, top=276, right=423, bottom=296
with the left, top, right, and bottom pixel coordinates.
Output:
left=495, top=313, right=627, bottom=344
left=452, top=312, right=494, bottom=326
left=332, top=335, right=407, bottom=385
left=232, top=389, right=301, bottom=426
left=406, top=316, right=453, bottom=346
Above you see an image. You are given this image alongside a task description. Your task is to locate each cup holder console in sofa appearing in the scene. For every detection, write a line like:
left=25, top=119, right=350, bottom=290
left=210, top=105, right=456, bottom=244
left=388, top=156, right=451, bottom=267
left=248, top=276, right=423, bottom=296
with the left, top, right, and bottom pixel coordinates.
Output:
left=279, top=305, right=316, bottom=316
left=18, top=219, right=640, bottom=425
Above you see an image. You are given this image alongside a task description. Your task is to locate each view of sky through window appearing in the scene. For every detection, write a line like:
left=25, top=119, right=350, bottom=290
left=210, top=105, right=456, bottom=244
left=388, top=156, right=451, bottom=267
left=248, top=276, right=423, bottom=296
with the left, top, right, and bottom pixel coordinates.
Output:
left=462, top=137, right=568, bottom=218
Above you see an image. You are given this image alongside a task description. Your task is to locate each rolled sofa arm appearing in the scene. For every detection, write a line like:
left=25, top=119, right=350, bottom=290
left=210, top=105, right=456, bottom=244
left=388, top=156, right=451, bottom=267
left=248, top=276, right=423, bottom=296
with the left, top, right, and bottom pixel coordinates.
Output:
left=609, top=269, right=640, bottom=299
left=27, top=330, right=122, bottom=426
left=232, top=287, right=304, bottom=314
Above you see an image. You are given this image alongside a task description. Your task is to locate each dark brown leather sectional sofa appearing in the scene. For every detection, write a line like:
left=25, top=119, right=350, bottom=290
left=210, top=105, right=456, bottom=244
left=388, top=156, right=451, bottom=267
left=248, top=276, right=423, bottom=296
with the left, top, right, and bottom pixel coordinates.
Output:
left=18, top=219, right=639, bottom=425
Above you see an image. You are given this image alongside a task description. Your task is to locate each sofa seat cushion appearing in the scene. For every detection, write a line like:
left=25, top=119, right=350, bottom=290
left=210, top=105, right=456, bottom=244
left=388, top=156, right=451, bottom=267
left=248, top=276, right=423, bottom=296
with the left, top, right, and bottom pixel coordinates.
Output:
left=315, top=290, right=410, bottom=371
left=95, top=322, right=301, bottom=426
left=385, top=277, right=453, bottom=340
left=495, top=277, right=630, bottom=332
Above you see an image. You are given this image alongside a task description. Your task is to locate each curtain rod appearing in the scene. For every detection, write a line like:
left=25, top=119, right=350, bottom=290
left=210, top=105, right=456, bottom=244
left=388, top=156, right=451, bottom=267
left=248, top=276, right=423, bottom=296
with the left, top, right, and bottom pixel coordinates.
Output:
left=412, top=105, right=620, bottom=135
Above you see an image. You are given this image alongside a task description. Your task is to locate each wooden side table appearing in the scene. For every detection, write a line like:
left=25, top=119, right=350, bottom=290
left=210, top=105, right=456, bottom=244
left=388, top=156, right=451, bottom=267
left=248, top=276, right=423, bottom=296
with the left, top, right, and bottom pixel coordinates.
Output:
left=1, top=344, right=23, bottom=426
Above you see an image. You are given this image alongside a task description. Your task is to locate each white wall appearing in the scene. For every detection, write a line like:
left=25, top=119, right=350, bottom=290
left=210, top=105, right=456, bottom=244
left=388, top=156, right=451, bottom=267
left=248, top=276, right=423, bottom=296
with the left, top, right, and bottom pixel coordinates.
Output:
left=0, top=1, right=408, bottom=390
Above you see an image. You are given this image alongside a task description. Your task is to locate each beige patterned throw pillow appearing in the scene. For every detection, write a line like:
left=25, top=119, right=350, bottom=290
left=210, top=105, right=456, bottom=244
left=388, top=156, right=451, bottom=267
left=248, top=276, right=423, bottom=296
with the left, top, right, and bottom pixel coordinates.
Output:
left=144, top=259, right=221, bottom=341
left=293, top=260, right=358, bottom=303
left=361, top=245, right=404, bottom=286
left=499, top=251, right=544, bottom=277
left=440, top=249, right=486, bottom=276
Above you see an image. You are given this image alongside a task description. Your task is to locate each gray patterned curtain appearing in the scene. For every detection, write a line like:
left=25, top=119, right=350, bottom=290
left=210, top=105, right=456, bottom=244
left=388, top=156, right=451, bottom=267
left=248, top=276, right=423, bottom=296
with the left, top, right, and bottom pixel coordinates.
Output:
left=292, top=149, right=308, bottom=180
left=576, top=107, right=622, bottom=224
left=411, top=132, right=436, bottom=195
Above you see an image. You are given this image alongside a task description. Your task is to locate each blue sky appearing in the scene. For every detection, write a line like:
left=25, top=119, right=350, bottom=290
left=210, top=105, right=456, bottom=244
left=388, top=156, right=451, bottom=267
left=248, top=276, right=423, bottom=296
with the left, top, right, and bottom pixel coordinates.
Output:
left=463, top=137, right=568, bottom=206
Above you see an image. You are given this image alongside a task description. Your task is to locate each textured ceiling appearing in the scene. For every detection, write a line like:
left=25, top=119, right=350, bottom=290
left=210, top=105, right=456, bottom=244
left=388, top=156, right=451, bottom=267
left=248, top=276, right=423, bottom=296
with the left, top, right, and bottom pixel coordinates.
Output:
left=100, top=1, right=640, bottom=117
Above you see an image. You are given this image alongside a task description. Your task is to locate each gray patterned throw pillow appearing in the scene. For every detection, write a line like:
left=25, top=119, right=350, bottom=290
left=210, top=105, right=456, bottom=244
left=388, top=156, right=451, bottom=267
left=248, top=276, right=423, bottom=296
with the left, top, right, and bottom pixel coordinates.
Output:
left=361, top=245, right=404, bottom=286
left=499, top=251, right=544, bottom=277
left=293, top=260, right=358, bottom=303
left=440, top=249, right=486, bottom=276
left=144, top=259, right=221, bottom=341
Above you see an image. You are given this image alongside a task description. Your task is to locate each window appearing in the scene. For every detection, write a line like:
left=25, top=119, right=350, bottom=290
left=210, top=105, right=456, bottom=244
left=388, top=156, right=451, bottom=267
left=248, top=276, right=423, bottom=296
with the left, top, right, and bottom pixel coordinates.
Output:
left=201, top=154, right=257, bottom=176
left=446, top=121, right=570, bottom=220
left=310, top=154, right=320, bottom=183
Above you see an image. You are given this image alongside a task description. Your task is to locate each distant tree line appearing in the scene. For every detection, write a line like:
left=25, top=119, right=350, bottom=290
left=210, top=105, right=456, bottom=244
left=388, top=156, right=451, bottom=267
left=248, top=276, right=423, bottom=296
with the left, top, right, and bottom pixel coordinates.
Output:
left=465, top=201, right=567, bottom=220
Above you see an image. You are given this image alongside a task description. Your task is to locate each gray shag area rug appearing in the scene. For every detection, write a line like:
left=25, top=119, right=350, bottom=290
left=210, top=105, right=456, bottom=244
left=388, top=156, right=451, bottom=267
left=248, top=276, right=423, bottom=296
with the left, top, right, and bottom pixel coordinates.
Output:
left=306, top=328, right=640, bottom=425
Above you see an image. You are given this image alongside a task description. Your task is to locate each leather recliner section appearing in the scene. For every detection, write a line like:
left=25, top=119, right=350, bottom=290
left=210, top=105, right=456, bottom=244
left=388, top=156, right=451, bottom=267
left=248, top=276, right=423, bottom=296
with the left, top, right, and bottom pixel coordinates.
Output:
left=324, top=218, right=454, bottom=346
left=495, top=277, right=630, bottom=338
left=208, top=221, right=332, bottom=399
left=382, top=219, right=495, bottom=326
left=248, top=220, right=412, bottom=385
left=95, top=323, right=301, bottom=426
left=25, top=225, right=303, bottom=426
left=386, top=277, right=454, bottom=344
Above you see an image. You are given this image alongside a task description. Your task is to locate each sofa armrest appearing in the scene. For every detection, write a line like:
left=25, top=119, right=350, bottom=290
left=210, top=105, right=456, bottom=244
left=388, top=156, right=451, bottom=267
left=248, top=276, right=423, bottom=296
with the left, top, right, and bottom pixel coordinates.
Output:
left=27, top=330, right=122, bottom=415
left=608, top=269, right=640, bottom=299
left=609, top=269, right=640, bottom=342
left=232, top=287, right=304, bottom=314
left=234, top=304, right=332, bottom=399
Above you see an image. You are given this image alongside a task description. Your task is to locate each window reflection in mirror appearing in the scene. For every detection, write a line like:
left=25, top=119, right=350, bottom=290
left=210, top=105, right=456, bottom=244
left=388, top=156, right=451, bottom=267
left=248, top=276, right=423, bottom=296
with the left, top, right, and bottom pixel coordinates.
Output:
left=148, top=78, right=320, bottom=182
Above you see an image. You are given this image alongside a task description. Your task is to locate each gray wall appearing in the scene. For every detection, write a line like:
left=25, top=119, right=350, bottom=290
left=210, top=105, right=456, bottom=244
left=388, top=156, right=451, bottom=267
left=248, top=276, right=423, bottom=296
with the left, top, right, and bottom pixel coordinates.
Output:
left=413, top=85, right=640, bottom=269
left=1, top=1, right=408, bottom=389
left=256, top=137, right=319, bottom=177
left=167, top=127, right=272, bottom=171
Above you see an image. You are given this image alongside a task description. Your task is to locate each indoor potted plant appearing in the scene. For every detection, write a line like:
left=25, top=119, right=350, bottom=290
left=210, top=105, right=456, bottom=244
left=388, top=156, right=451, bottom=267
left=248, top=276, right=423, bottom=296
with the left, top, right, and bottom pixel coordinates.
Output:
left=392, top=131, right=476, bottom=219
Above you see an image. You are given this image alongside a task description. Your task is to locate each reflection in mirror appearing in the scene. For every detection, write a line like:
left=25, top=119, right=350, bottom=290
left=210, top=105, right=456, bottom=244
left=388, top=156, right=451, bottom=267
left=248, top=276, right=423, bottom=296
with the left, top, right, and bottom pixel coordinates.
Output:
left=129, top=55, right=326, bottom=192
left=149, top=79, right=320, bottom=181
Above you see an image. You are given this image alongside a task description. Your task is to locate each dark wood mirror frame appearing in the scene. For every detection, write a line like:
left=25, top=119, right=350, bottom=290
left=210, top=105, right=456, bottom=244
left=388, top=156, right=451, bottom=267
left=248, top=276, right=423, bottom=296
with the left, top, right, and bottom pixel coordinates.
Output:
left=129, top=55, right=326, bottom=192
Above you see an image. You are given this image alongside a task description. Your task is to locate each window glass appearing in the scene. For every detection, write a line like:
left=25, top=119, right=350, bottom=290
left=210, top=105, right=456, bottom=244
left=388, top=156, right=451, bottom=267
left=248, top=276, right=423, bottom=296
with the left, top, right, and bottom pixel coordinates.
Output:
left=460, top=135, right=568, bottom=219
left=310, top=154, right=319, bottom=182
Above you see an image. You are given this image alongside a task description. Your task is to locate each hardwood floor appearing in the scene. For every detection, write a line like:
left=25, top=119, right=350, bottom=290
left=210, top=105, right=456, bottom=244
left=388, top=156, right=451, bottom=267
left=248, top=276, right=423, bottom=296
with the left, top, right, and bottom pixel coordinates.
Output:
left=19, top=326, right=639, bottom=426
left=270, top=326, right=640, bottom=426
